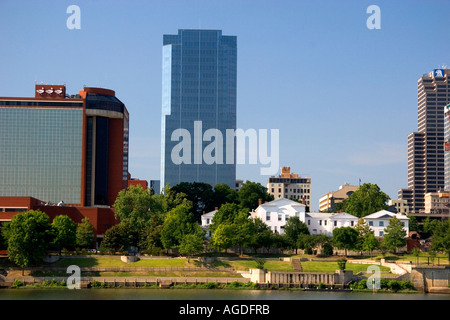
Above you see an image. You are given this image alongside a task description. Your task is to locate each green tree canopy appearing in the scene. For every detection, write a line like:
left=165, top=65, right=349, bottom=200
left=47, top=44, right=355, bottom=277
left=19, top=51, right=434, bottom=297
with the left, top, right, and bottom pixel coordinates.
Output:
left=211, top=223, right=235, bottom=253
left=209, top=203, right=248, bottom=233
left=382, top=216, right=407, bottom=253
left=170, top=182, right=215, bottom=222
left=340, top=183, right=390, bottom=217
left=4, top=210, right=54, bottom=270
left=213, top=183, right=239, bottom=207
left=160, top=203, right=202, bottom=250
left=354, top=218, right=374, bottom=254
left=51, top=215, right=77, bottom=254
left=429, top=219, right=450, bottom=261
left=76, top=217, right=95, bottom=249
left=178, top=233, right=204, bottom=262
left=283, top=216, right=310, bottom=253
left=237, top=181, right=273, bottom=211
left=101, top=223, right=128, bottom=253
left=332, top=226, right=358, bottom=256
left=362, top=233, right=379, bottom=256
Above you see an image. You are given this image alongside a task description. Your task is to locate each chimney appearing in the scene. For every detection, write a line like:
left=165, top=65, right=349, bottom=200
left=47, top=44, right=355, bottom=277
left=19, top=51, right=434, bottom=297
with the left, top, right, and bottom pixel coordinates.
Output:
left=258, top=198, right=262, bottom=206
left=214, top=207, right=218, bottom=211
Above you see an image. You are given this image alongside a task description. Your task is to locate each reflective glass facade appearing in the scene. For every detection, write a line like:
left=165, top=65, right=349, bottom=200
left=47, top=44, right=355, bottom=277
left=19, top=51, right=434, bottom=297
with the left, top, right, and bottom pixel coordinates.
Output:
left=0, top=107, right=83, bottom=204
left=161, top=29, right=237, bottom=190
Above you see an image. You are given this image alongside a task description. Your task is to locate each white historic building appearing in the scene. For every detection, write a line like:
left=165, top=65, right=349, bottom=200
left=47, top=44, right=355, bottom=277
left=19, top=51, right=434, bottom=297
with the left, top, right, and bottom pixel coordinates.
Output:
left=201, top=199, right=409, bottom=239
left=305, top=212, right=359, bottom=236
left=249, top=198, right=360, bottom=236
left=200, top=209, right=218, bottom=239
left=249, top=198, right=307, bottom=234
left=363, top=210, right=409, bottom=237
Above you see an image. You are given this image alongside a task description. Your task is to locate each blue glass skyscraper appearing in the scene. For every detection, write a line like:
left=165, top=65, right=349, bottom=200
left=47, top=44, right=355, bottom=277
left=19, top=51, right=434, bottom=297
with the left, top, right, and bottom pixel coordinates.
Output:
left=161, top=29, right=237, bottom=191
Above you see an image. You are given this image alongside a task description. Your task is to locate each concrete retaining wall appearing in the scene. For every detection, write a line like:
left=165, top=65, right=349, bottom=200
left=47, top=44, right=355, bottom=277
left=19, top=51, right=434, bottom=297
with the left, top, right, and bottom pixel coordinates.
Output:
left=245, top=269, right=355, bottom=287
left=410, top=266, right=450, bottom=293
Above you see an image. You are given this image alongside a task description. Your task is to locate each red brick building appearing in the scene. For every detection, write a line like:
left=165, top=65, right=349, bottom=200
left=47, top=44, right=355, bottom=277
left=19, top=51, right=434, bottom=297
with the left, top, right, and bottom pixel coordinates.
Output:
left=0, top=85, right=133, bottom=246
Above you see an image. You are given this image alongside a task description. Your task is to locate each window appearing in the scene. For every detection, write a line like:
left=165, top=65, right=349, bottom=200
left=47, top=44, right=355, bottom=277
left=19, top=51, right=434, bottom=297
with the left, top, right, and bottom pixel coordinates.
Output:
left=324, top=220, right=327, bottom=226
left=334, top=221, right=337, bottom=227
left=278, top=214, right=282, bottom=221
left=319, top=220, right=322, bottom=226
left=369, top=221, right=373, bottom=226
left=351, top=221, right=354, bottom=227
left=379, top=221, right=384, bottom=227
left=379, top=231, right=384, bottom=237
left=307, top=219, right=310, bottom=225
left=266, top=212, right=271, bottom=221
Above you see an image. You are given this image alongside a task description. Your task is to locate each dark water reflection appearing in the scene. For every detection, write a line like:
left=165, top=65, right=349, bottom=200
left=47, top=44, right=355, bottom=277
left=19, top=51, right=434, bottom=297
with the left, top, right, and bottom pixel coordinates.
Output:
left=0, top=288, right=449, bottom=300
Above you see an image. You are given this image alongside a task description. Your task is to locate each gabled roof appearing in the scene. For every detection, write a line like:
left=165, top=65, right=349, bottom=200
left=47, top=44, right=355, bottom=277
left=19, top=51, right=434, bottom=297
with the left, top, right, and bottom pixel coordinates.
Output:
left=364, top=210, right=409, bottom=220
left=258, top=197, right=306, bottom=209
left=201, top=210, right=217, bottom=219
left=329, top=212, right=359, bottom=220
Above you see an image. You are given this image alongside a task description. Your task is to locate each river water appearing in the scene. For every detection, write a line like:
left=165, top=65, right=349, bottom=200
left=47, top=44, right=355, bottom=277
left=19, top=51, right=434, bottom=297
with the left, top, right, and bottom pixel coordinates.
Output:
left=0, top=288, right=449, bottom=300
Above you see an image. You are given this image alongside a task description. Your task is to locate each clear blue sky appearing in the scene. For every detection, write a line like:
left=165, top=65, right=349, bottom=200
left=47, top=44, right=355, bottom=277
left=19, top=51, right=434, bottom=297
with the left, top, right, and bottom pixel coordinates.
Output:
left=1, top=0, right=449, bottom=210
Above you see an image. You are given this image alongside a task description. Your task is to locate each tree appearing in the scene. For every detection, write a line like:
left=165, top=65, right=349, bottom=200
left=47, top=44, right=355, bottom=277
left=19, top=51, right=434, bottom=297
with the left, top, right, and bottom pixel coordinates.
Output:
left=213, top=183, right=238, bottom=207
left=354, top=218, right=374, bottom=254
left=51, top=215, right=77, bottom=254
left=211, top=223, right=234, bottom=253
left=382, top=216, right=407, bottom=253
left=429, top=219, right=450, bottom=261
left=140, top=214, right=164, bottom=254
left=332, top=227, right=358, bottom=256
left=4, top=210, right=54, bottom=273
left=179, top=233, right=204, bottom=262
left=248, top=218, right=273, bottom=254
left=76, top=217, right=95, bottom=249
left=340, top=183, right=390, bottom=217
left=113, top=185, right=159, bottom=227
left=362, top=233, right=379, bottom=256
left=170, top=182, right=215, bottom=222
left=231, top=211, right=254, bottom=255
left=101, top=223, right=128, bottom=253
left=209, top=203, right=247, bottom=234
left=237, top=181, right=273, bottom=210
left=283, top=216, right=309, bottom=254
left=160, top=204, right=201, bottom=250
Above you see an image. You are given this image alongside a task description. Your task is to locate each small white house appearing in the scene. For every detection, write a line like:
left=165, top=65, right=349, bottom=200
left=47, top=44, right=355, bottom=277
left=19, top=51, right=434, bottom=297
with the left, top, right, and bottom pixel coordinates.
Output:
left=250, top=198, right=360, bottom=236
left=305, top=212, right=360, bottom=236
left=363, top=210, right=409, bottom=237
left=249, top=198, right=307, bottom=234
left=200, top=209, right=218, bottom=239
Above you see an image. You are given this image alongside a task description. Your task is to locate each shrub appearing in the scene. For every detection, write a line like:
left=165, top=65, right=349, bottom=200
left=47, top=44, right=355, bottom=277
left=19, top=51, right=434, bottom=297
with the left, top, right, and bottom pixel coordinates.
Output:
left=387, top=280, right=401, bottom=292
left=322, top=242, right=333, bottom=256
left=12, top=279, right=23, bottom=288
left=337, top=258, right=347, bottom=270
left=203, top=282, right=218, bottom=289
left=255, top=259, right=266, bottom=269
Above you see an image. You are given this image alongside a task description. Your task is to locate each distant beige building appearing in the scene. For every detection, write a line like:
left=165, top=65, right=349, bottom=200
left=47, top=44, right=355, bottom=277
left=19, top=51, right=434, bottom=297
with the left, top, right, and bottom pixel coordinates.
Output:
left=266, top=167, right=311, bottom=207
left=388, top=199, right=410, bottom=215
left=424, top=190, right=450, bottom=214
left=319, top=183, right=358, bottom=212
